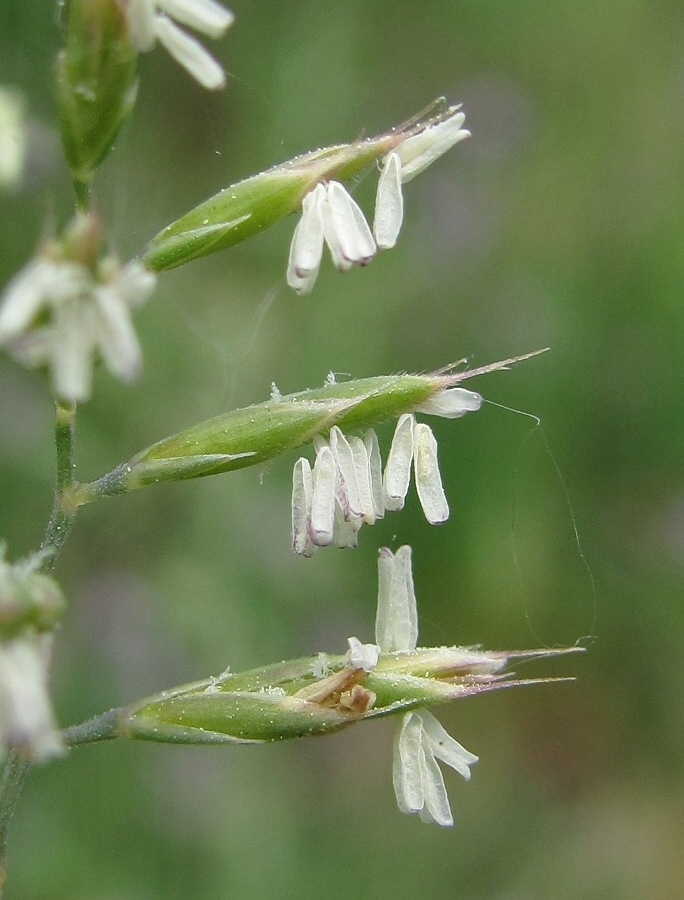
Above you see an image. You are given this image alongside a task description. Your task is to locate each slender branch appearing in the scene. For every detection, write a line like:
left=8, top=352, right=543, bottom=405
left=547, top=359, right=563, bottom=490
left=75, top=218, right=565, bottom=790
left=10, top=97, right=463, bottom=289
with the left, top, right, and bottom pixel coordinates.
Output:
left=62, top=708, right=122, bottom=747
left=39, top=401, right=80, bottom=573
left=0, top=752, right=31, bottom=897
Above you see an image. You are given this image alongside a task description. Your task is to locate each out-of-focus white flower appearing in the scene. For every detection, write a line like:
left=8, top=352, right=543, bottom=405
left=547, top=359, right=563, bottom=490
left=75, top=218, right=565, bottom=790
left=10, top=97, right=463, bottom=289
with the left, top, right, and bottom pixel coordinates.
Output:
left=287, top=181, right=376, bottom=294
left=373, top=106, right=470, bottom=249
left=0, top=634, right=63, bottom=762
left=0, top=86, right=27, bottom=189
left=374, top=545, right=478, bottom=827
left=0, top=248, right=157, bottom=403
left=124, top=0, right=234, bottom=90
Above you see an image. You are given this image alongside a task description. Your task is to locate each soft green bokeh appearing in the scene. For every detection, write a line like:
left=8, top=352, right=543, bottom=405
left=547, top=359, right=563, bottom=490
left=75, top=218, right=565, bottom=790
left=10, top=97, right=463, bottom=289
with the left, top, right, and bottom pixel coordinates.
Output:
left=1, top=0, right=683, bottom=897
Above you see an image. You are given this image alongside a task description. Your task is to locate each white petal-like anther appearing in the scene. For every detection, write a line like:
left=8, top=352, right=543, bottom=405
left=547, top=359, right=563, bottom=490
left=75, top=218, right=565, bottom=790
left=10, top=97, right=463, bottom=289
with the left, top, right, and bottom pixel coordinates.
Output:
left=331, top=506, right=362, bottom=549
left=292, top=457, right=315, bottom=557
left=383, top=413, right=415, bottom=511
left=393, top=710, right=424, bottom=815
left=418, top=735, right=452, bottom=826
left=329, top=426, right=364, bottom=520
left=415, top=386, right=482, bottom=419
left=375, top=545, right=418, bottom=654
left=395, top=108, right=470, bottom=183
left=321, top=182, right=376, bottom=271
left=392, top=710, right=477, bottom=827
left=347, top=435, right=376, bottom=524
left=310, top=445, right=336, bottom=546
left=420, top=710, right=478, bottom=780
left=287, top=184, right=326, bottom=294
left=374, top=152, right=404, bottom=250
left=413, top=422, right=449, bottom=525
left=364, top=429, right=385, bottom=520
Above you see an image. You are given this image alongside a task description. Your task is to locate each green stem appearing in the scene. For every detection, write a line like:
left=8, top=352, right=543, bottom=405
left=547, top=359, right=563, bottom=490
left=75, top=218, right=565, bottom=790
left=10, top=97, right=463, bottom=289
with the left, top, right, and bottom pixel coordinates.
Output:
left=62, top=708, right=122, bottom=747
left=39, top=401, right=80, bottom=573
left=0, top=751, right=31, bottom=897
left=72, top=177, right=90, bottom=212
left=0, top=402, right=84, bottom=887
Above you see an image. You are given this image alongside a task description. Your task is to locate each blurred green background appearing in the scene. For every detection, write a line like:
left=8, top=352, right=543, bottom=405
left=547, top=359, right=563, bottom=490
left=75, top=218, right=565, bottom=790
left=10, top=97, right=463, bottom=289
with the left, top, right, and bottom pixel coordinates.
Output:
left=1, top=1, right=684, bottom=897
